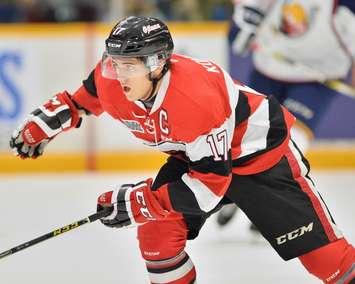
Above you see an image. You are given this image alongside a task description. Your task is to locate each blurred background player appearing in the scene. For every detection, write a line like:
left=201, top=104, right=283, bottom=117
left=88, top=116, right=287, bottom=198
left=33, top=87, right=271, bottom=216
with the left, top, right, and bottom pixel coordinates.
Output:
left=217, top=0, right=355, bottom=229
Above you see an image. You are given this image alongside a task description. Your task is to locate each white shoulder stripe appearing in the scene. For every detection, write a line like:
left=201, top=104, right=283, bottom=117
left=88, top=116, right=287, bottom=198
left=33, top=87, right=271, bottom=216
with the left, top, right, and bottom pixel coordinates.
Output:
left=222, top=69, right=239, bottom=109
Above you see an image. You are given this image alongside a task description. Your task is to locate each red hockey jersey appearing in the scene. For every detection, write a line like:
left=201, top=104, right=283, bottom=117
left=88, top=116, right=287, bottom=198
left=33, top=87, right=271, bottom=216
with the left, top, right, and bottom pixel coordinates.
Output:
left=72, top=54, right=295, bottom=215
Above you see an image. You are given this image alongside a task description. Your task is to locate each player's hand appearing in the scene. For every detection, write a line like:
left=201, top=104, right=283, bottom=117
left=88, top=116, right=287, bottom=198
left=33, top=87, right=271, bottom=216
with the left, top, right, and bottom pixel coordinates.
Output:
left=97, top=178, right=168, bottom=228
left=232, top=5, right=265, bottom=55
left=10, top=119, right=52, bottom=159
left=9, top=92, right=81, bottom=159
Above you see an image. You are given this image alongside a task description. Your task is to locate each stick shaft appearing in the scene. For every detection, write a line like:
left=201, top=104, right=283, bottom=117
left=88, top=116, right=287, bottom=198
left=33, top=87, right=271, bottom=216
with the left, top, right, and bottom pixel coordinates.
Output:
left=253, top=43, right=355, bottom=98
left=0, top=208, right=111, bottom=260
left=272, top=51, right=355, bottom=98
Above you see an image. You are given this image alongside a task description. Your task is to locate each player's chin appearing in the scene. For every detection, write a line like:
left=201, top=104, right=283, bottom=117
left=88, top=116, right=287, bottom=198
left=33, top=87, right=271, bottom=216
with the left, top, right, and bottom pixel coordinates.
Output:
left=126, top=94, right=141, bottom=102
left=123, top=89, right=135, bottom=101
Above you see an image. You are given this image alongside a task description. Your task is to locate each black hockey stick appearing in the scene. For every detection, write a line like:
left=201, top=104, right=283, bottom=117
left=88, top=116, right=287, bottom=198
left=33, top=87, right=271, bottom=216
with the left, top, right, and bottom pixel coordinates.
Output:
left=0, top=207, right=112, bottom=260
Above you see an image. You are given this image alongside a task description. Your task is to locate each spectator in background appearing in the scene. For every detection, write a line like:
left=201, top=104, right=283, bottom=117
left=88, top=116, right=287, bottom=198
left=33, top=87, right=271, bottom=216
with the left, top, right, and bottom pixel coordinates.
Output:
left=126, top=0, right=167, bottom=20
left=48, top=0, right=101, bottom=22
left=171, top=0, right=202, bottom=21
left=156, top=0, right=173, bottom=20
left=198, top=0, right=233, bottom=21
left=73, top=0, right=100, bottom=22
left=0, top=0, right=233, bottom=23
left=170, top=0, right=232, bottom=21
left=19, top=0, right=56, bottom=22
left=125, top=0, right=232, bottom=21
left=0, top=0, right=23, bottom=23
left=0, top=0, right=105, bottom=23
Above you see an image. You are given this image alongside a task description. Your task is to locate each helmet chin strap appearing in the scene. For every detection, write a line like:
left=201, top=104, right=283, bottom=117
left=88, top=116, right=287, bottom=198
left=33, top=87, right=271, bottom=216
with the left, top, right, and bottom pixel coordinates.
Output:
left=142, top=63, right=170, bottom=102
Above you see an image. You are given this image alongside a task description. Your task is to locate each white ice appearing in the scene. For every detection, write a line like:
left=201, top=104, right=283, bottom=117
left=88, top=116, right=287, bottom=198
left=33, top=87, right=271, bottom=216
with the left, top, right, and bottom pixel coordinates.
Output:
left=0, top=170, right=354, bottom=284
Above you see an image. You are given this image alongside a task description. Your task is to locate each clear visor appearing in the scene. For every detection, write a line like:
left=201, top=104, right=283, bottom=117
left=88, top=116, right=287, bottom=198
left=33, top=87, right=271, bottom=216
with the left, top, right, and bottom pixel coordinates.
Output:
left=101, top=51, right=165, bottom=80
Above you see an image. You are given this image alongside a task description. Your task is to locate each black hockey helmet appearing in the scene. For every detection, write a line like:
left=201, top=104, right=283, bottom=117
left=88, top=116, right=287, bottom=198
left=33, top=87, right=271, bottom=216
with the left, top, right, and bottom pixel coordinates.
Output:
left=105, top=16, right=174, bottom=59
left=102, top=16, right=174, bottom=80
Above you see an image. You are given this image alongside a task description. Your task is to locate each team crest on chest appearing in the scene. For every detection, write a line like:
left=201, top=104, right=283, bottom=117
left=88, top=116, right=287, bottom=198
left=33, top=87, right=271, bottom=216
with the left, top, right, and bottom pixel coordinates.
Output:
left=122, top=119, right=144, bottom=133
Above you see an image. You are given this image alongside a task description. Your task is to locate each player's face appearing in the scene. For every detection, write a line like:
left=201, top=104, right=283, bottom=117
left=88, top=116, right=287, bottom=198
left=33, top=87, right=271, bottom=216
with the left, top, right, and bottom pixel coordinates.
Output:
left=111, top=57, right=154, bottom=101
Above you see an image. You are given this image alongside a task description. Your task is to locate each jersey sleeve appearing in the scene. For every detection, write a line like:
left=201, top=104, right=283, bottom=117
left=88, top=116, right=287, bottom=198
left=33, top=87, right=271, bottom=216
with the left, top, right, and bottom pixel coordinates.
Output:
left=152, top=71, right=238, bottom=216
left=71, top=63, right=104, bottom=116
left=153, top=123, right=234, bottom=216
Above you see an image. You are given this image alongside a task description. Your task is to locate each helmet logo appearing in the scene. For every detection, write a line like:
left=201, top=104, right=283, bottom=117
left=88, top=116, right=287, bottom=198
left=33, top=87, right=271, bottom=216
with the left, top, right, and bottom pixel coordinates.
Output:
left=108, top=42, right=121, bottom=48
left=142, top=24, right=161, bottom=34
left=112, top=26, right=126, bottom=36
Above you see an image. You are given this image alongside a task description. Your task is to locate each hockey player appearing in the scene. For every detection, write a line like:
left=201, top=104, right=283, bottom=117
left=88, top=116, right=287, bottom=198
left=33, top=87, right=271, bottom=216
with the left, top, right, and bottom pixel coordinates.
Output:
left=218, top=0, right=355, bottom=228
left=10, top=16, right=355, bottom=283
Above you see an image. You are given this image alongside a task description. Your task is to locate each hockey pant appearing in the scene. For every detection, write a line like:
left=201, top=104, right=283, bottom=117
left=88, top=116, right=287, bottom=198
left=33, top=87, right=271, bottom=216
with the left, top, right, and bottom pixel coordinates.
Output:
left=137, top=140, right=355, bottom=283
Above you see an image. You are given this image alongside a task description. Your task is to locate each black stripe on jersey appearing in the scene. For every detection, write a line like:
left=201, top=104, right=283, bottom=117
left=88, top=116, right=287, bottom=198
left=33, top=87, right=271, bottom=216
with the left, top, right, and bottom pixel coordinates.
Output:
left=83, top=70, right=98, bottom=98
left=266, top=95, right=288, bottom=150
left=189, top=150, right=232, bottom=176
left=235, top=91, right=250, bottom=126
left=116, top=187, right=132, bottom=226
left=151, top=156, right=189, bottom=190
left=168, top=180, right=204, bottom=215
left=233, top=95, right=288, bottom=166
left=147, top=253, right=189, bottom=274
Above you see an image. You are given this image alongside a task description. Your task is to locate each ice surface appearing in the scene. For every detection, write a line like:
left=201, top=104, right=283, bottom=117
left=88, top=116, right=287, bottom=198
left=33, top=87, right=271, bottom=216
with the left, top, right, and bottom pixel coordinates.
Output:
left=0, top=170, right=354, bottom=284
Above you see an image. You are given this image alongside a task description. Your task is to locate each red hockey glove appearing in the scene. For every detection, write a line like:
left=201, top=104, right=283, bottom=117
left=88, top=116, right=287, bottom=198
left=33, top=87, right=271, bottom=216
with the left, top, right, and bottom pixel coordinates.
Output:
left=97, top=178, right=169, bottom=228
left=9, top=92, right=81, bottom=159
